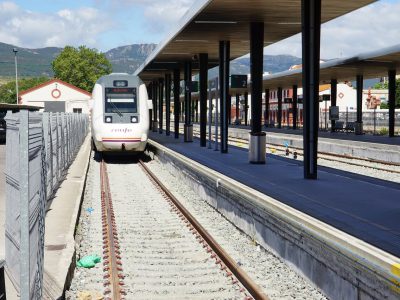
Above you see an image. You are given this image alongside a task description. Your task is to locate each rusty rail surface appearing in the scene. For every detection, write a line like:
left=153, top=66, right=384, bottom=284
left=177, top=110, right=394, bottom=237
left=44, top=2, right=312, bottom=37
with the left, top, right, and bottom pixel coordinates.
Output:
left=100, top=158, right=126, bottom=300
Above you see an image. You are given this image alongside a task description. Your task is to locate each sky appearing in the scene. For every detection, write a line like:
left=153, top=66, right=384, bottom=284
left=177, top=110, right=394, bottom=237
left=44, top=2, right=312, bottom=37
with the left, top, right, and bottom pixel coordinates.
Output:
left=0, top=0, right=399, bottom=59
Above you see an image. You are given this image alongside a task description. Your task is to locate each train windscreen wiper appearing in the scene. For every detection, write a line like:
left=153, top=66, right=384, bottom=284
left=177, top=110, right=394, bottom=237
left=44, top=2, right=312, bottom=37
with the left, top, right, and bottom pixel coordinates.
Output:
left=108, top=101, right=123, bottom=117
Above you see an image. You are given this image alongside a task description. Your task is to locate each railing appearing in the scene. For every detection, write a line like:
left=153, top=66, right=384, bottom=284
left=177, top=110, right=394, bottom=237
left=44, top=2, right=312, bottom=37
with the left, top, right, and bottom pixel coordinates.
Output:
left=4, top=110, right=88, bottom=299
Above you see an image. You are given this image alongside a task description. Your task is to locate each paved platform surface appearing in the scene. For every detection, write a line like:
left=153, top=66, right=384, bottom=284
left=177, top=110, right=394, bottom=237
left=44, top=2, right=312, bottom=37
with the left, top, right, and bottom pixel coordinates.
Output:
left=150, top=132, right=400, bottom=258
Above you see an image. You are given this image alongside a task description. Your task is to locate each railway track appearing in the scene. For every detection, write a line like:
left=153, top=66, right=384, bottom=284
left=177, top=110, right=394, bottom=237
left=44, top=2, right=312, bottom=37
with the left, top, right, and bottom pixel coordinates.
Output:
left=98, top=156, right=269, bottom=299
left=100, top=159, right=125, bottom=299
left=192, top=129, right=400, bottom=175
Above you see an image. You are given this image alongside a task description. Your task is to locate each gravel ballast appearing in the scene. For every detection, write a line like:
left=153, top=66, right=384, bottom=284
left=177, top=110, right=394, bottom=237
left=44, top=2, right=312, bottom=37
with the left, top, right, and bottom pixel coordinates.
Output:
left=146, top=157, right=328, bottom=300
left=67, top=156, right=248, bottom=299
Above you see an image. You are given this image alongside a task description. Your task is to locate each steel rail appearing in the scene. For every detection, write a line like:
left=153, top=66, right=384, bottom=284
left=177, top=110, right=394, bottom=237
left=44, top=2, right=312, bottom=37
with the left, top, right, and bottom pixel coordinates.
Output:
left=100, top=158, right=125, bottom=300
left=139, top=159, right=270, bottom=300
left=192, top=128, right=400, bottom=173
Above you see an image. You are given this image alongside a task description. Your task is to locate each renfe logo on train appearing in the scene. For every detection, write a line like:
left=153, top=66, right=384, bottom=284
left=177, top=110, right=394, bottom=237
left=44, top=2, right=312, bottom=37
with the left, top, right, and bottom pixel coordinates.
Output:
left=111, top=128, right=133, bottom=133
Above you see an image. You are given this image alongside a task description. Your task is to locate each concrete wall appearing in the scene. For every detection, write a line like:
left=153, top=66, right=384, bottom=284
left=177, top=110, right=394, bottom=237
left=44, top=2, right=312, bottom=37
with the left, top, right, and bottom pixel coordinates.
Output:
left=147, top=140, right=400, bottom=300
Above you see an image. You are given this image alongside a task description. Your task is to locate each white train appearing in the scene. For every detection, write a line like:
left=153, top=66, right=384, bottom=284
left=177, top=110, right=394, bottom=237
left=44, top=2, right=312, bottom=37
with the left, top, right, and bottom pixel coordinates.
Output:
left=91, top=73, right=152, bottom=152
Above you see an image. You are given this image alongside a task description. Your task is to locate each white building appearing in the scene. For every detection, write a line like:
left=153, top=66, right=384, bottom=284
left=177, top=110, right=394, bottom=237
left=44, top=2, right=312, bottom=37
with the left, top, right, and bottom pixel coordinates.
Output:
left=317, top=83, right=357, bottom=111
left=19, top=78, right=91, bottom=113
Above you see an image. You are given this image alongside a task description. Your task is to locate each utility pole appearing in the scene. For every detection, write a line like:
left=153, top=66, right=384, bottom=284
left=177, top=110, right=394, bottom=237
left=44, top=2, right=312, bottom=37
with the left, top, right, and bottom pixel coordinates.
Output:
left=13, top=48, right=19, bottom=104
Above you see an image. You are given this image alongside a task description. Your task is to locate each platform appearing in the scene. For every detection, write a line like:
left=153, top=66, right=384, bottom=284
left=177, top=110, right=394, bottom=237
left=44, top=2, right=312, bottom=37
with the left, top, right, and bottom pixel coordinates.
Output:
left=233, top=124, right=400, bottom=145
left=149, top=132, right=400, bottom=258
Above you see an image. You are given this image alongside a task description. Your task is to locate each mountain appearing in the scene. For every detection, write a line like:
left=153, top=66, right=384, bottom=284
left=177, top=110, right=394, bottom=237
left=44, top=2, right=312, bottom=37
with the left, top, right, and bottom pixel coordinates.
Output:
left=0, top=42, right=62, bottom=77
left=215, top=54, right=302, bottom=77
left=0, top=42, right=157, bottom=77
left=0, top=41, right=301, bottom=78
left=105, top=44, right=157, bottom=73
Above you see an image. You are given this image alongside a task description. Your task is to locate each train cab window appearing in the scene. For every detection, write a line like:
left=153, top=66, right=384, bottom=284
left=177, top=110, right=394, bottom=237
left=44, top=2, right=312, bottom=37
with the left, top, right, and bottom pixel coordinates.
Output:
left=105, top=87, right=137, bottom=113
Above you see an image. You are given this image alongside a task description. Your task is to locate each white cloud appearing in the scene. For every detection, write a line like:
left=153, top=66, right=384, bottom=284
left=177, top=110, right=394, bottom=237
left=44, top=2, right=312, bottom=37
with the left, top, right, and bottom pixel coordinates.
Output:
left=106, top=0, right=194, bottom=34
left=265, top=1, right=400, bottom=59
left=0, top=1, right=113, bottom=49
left=142, top=0, right=193, bottom=33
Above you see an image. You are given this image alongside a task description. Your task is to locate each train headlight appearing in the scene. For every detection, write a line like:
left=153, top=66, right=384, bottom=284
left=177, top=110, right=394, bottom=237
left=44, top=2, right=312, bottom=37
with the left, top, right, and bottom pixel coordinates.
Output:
left=131, top=116, right=138, bottom=123
left=105, top=116, right=112, bottom=123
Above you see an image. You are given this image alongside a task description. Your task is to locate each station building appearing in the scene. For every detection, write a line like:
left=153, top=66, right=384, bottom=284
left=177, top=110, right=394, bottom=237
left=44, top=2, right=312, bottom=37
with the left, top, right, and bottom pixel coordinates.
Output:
left=18, top=78, right=91, bottom=113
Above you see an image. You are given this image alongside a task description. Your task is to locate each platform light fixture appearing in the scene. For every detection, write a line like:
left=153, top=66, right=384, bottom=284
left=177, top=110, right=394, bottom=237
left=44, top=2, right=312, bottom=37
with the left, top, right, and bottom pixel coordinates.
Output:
left=163, top=52, right=191, bottom=55
left=175, top=39, right=209, bottom=42
left=195, top=20, right=237, bottom=24
left=241, top=40, right=274, bottom=44
left=277, top=22, right=301, bottom=25
left=365, top=59, right=393, bottom=63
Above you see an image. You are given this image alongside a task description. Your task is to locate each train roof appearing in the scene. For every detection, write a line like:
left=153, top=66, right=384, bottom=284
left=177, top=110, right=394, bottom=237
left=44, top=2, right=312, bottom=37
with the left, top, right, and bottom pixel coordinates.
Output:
left=96, top=73, right=144, bottom=86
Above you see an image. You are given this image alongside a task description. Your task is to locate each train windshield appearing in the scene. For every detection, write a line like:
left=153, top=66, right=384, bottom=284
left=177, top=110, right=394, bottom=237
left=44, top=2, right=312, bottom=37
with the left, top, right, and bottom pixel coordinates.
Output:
left=105, top=87, right=137, bottom=113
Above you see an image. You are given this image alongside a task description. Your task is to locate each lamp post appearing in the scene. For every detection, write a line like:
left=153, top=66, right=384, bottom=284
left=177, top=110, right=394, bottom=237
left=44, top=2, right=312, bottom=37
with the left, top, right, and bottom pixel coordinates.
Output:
left=13, top=48, right=19, bottom=104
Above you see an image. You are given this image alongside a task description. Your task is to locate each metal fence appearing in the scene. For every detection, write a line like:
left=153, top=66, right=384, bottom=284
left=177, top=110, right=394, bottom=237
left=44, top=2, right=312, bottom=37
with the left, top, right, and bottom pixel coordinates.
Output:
left=4, top=110, right=88, bottom=299
left=319, top=109, right=400, bottom=133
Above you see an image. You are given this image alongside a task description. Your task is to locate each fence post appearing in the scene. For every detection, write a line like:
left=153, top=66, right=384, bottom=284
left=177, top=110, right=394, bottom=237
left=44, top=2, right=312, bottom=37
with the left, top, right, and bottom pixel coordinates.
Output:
left=19, top=110, right=30, bottom=300
left=42, top=113, right=53, bottom=195
left=0, top=259, right=5, bottom=300
left=60, top=113, right=65, bottom=171
left=56, top=113, right=60, bottom=181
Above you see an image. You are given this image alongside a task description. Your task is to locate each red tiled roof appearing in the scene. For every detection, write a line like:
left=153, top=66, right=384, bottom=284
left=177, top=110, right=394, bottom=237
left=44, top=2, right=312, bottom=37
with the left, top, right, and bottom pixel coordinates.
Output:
left=19, top=78, right=92, bottom=97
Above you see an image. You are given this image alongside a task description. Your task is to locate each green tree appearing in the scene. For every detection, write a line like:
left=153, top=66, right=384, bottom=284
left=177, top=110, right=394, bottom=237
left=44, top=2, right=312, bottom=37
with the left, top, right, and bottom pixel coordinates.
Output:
left=52, top=46, right=112, bottom=92
left=0, top=77, right=49, bottom=104
left=373, top=79, right=400, bottom=108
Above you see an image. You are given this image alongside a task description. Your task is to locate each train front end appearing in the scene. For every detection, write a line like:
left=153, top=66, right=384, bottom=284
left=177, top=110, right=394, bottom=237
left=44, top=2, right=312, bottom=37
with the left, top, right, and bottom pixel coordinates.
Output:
left=91, top=74, right=150, bottom=152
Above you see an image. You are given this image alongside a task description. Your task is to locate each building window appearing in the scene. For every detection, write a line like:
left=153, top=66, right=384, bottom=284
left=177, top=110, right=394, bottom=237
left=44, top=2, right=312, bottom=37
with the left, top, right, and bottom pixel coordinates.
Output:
left=73, top=108, right=82, bottom=113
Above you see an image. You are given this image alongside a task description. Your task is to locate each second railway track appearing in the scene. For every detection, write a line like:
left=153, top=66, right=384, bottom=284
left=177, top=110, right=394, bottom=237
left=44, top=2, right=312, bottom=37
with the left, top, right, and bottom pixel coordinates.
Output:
left=191, top=129, right=400, bottom=179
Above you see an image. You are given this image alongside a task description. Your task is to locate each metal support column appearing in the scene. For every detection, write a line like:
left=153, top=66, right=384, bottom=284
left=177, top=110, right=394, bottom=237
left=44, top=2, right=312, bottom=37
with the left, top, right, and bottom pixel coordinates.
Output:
left=330, top=79, right=337, bottom=132
left=292, top=85, right=298, bottom=129
left=249, top=22, right=266, bottom=163
left=152, top=80, right=158, bottom=132
left=228, top=95, right=231, bottom=125
left=148, top=83, right=153, bottom=130
left=244, top=92, right=248, bottom=126
left=219, top=40, right=230, bottom=153
left=184, top=61, right=193, bottom=142
left=196, top=100, right=199, bottom=123
left=199, top=53, right=208, bottom=147
left=235, top=93, right=240, bottom=124
left=388, top=69, right=396, bottom=137
left=158, top=78, right=164, bottom=133
left=165, top=73, right=171, bottom=136
left=173, top=69, right=180, bottom=139
left=355, top=75, right=363, bottom=135
left=302, top=0, right=321, bottom=179
left=264, top=89, right=269, bottom=126
left=277, top=87, right=282, bottom=128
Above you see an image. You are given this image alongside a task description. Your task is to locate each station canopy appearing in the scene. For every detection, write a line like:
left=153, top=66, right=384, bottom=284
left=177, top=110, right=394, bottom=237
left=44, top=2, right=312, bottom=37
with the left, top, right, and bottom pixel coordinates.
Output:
left=263, top=44, right=400, bottom=89
left=135, top=0, right=375, bottom=82
left=0, top=103, right=43, bottom=111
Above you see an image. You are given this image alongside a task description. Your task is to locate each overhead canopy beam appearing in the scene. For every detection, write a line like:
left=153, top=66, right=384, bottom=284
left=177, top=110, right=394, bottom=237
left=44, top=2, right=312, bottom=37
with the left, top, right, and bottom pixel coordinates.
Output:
left=263, top=44, right=400, bottom=89
left=135, top=0, right=375, bottom=82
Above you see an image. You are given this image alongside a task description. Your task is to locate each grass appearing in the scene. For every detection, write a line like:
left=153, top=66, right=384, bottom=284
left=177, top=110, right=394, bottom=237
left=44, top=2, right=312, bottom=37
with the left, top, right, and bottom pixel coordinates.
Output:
left=0, top=76, right=13, bottom=85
